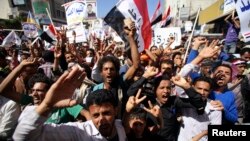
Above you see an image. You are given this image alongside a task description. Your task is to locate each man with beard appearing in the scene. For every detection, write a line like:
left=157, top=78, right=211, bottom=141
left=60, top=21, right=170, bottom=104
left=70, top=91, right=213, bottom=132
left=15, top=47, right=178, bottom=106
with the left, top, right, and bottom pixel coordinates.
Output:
left=13, top=67, right=127, bottom=141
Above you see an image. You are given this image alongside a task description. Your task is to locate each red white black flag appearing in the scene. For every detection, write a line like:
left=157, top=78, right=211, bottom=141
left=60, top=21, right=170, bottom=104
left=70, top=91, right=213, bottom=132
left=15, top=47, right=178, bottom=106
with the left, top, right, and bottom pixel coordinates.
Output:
left=150, top=0, right=162, bottom=26
left=104, top=0, right=152, bottom=52
left=40, top=24, right=57, bottom=45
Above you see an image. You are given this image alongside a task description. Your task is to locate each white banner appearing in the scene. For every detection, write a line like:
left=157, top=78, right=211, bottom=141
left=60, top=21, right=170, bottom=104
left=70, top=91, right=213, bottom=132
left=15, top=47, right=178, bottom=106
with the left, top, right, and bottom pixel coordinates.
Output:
left=1, top=31, right=21, bottom=47
left=236, top=0, right=250, bottom=42
left=22, top=22, right=38, bottom=38
left=224, top=0, right=236, bottom=14
left=153, top=27, right=182, bottom=49
left=66, top=23, right=87, bottom=43
left=62, top=0, right=87, bottom=25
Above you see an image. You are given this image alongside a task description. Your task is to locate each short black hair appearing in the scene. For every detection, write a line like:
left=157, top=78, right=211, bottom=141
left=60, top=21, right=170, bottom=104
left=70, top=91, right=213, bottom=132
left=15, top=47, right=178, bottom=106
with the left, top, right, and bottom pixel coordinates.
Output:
left=129, top=107, right=147, bottom=120
left=193, top=76, right=213, bottom=90
left=240, top=47, right=250, bottom=55
left=153, top=73, right=171, bottom=92
left=97, top=56, right=120, bottom=73
left=150, top=46, right=157, bottom=51
left=42, top=50, right=54, bottom=63
left=86, top=48, right=95, bottom=56
left=87, top=4, right=93, bottom=7
left=86, top=89, right=118, bottom=110
left=28, top=73, right=53, bottom=90
left=159, top=59, right=174, bottom=68
left=172, top=52, right=182, bottom=60
left=212, top=63, right=232, bottom=75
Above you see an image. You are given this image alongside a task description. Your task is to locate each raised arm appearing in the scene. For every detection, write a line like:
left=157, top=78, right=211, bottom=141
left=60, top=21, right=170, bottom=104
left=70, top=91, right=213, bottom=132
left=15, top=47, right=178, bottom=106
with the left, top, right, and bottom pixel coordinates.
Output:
left=0, top=58, right=38, bottom=103
left=13, top=66, right=86, bottom=141
left=123, top=21, right=140, bottom=80
left=231, top=10, right=240, bottom=29
left=191, top=40, right=220, bottom=65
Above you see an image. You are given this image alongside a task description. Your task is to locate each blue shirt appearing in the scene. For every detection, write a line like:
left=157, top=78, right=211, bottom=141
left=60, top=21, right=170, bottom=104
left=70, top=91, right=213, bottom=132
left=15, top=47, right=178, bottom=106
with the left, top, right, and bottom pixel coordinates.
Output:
left=210, top=90, right=238, bottom=124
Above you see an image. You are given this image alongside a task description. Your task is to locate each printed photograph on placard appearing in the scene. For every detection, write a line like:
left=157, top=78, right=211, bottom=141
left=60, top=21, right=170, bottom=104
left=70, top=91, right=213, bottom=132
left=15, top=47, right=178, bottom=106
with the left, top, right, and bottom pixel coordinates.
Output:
left=86, top=2, right=97, bottom=19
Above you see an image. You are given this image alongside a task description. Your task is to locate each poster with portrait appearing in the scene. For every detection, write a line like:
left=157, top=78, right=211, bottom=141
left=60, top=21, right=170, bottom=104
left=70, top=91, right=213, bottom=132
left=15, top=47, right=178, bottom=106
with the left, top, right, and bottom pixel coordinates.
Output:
left=86, top=1, right=97, bottom=19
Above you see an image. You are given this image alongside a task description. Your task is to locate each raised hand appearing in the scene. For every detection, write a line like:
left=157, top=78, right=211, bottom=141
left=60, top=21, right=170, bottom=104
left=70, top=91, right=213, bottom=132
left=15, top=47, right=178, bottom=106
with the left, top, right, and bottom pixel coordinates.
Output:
left=198, top=39, right=220, bottom=59
left=54, top=47, right=62, bottom=59
left=142, top=66, right=159, bottom=78
left=20, top=57, right=39, bottom=67
left=210, top=100, right=224, bottom=111
left=124, top=21, right=136, bottom=38
left=192, top=37, right=207, bottom=50
left=171, top=75, right=191, bottom=89
left=143, top=100, right=162, bottom=118
left=37, top=65, right=86, bottom=112
left=126, top=89, right=147, bottom=113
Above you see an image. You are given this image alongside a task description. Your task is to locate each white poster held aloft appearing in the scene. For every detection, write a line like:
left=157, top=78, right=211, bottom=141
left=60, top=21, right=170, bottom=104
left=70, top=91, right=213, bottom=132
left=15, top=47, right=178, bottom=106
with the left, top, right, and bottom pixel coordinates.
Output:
left=153, top=27, right=182, bottom=49
left=62, top=0, right=87, bottom=26
left=236, top=0, right=250, bottom=42
left=66, top=22, right=87, bottom=43
left=1, top=31, right=21, bottom=47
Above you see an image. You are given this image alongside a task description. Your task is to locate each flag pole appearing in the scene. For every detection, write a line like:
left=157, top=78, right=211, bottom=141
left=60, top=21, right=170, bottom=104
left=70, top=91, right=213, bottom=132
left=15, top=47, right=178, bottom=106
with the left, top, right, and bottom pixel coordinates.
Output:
left=182, top=7, right=201, bottom=64
left=31, top=37, right=40, bottom=46
left=46, top=8, right=57, bottom=35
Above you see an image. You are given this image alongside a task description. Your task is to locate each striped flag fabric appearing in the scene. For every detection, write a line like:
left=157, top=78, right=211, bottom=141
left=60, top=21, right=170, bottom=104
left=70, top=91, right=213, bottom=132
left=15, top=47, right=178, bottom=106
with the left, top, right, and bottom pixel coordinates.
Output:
left=40, top=24, right=57, bottom=45
left=104, top=0, right=152, bottom=52
left=160, top=6, right=171, bottom=27
left=150, top=0, right=162, bottom=26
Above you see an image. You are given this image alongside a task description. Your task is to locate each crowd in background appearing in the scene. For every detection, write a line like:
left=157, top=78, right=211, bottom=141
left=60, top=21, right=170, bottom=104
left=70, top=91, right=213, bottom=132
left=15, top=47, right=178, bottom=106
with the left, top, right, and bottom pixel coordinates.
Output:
left=0, top=10, right=250, bottom=141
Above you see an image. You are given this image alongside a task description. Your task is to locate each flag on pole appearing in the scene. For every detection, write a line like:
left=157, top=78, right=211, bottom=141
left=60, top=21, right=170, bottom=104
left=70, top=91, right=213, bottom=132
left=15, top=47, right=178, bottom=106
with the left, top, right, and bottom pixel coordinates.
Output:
left=40, top=24, right=57, bottom=45
left=1, top=31, right=21, bottom=47
left=150, top=0, right=162, bottom=26
left=104, top=0, right=152, bottom=52
left=160, top=6, right=171, bottom=27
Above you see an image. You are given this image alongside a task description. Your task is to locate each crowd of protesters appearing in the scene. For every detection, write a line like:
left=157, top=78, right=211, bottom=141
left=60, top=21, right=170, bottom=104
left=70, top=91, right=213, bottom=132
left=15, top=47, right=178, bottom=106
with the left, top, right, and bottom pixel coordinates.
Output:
left=0, top=11, right=250, bottom=141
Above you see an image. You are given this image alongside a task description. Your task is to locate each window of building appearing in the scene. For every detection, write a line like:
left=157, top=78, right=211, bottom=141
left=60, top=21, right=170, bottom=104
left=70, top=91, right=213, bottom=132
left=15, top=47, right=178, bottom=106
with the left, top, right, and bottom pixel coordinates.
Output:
left=62, top=11, right=65, bottom=18
left=56, top=10, right=61, bottom=17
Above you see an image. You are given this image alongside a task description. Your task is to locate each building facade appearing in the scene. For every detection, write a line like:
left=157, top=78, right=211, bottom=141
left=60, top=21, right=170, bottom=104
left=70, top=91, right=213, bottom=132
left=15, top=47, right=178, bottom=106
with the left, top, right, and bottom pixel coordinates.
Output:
left=0, top=0, right=73, bottom=26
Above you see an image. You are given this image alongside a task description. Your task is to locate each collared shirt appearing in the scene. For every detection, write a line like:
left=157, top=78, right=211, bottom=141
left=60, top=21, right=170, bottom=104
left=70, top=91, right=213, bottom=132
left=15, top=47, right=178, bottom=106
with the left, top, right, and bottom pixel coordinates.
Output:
left=178, top=100, right=222, bottom=141
left=0, top=96, right=21, bottom=139
left=13, top=106, right=127, bottom=141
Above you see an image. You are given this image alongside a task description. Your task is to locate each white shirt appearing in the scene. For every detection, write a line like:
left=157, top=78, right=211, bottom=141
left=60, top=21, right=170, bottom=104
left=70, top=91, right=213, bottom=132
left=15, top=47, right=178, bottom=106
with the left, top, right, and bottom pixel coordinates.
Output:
left=178, top=101, right=222, bottom=141
left=13, top=106, right=127, bottom=141
left=0, top=96, right=21, bottom=139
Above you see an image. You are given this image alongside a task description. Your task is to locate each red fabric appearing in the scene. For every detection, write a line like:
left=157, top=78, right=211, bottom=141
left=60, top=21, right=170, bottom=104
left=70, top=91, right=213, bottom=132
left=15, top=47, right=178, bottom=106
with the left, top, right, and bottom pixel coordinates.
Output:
left=48, top=24, right=57, bottom=36
left=133, top=0, right=152, bottom=50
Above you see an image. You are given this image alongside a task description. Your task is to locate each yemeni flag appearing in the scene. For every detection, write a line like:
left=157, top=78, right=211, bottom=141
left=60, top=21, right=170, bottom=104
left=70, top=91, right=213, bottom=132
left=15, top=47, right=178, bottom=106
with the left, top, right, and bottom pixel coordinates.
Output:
left=104, top=0, right=152, bottom=52
left=150, top=0, right=162, bottom=26
left=160, top=6, right=171, bottom=27
left=40, top=24, right=57, bottom=45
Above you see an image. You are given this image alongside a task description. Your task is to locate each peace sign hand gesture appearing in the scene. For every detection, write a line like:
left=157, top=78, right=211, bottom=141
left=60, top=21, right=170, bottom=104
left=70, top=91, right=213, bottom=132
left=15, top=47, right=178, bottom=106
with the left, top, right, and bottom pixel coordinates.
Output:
left=143, top=101, right=162, bottom=118
left=126, top=89, right=147, bottom=113
left=143, top=100, right=163, bottom=128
